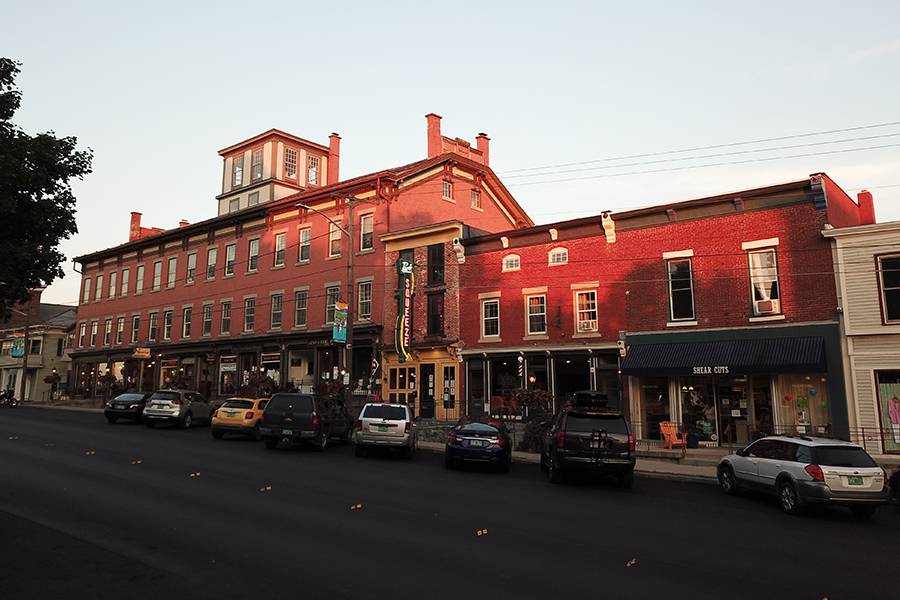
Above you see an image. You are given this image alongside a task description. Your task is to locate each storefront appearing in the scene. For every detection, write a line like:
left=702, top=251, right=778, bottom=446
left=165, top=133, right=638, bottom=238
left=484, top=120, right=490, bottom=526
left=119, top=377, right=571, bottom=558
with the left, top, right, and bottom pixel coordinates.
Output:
left=382, top=346, right=461, bottom=421
left=622, top=324, right=849, bottom=445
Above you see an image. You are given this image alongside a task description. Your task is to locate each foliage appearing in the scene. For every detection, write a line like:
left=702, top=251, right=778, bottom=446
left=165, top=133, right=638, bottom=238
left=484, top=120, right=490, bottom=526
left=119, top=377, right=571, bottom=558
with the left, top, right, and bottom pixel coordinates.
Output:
left=237, top=370, right=278, bottom=398
left=0, top=58, right=92, bottom=321
left=43, top=372, right=61, bottom=385
left=510, top=388, right=556, bottom=453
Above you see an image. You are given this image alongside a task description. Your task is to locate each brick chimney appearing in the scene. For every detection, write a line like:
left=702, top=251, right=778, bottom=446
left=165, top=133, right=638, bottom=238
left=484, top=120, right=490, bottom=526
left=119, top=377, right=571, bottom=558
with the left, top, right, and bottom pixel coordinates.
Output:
left=129, top=212, right=142, bottom=242
left=857, top=190, right=876, bottom=225
left=475, top=133, right=490, bottom=166
left=426, top=113, right=443, bottom=158
left=328, top=133, right=341, bottom=185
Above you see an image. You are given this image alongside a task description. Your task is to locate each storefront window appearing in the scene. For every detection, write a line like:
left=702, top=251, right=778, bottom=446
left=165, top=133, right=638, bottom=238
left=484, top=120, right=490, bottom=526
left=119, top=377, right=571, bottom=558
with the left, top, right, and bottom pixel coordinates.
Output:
left=489, top=357, right=521, bottom=416
left=641, top=377, right=670, bottom=440
left=554, top=353, right=591, bottom=401
left=751, top=376, right=774, bottom=439
left=778, top=375, right=830, bottom=436
left=876, top=371, right=900, bottom=454
left=219, top=355, right=237, bottom=396
left=261, top=352, right=281, bottom=387
left=680, top=378, right=717, bottom=444
left=288, top=350, right=315, bottom=392
left=467, top=358, right=486, bottom=416
left=526, top=356, right=549, bottom=391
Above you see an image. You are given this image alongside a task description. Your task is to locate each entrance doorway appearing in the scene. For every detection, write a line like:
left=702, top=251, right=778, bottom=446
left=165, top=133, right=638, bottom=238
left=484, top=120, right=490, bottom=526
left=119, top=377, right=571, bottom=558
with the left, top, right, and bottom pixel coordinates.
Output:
left=387, top=365, right=416, bottom=407
left=420, top=363, right=436, bottom=418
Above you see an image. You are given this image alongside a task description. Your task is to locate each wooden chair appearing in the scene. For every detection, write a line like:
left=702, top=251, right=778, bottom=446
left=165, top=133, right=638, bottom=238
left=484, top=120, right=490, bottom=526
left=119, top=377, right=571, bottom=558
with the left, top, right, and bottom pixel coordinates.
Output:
left=660, top=421, right=687, bottom=449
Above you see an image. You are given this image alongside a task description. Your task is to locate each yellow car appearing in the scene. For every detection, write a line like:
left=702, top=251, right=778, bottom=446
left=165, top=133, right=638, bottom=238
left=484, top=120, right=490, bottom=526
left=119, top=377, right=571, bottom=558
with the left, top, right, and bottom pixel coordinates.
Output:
left=211, top=397, right=269, bottom=440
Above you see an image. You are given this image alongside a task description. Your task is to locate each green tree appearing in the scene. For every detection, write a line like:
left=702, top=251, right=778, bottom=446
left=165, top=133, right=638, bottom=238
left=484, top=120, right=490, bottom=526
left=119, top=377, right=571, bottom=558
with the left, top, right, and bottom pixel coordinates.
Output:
left=0, top=58, right=92, bottom=321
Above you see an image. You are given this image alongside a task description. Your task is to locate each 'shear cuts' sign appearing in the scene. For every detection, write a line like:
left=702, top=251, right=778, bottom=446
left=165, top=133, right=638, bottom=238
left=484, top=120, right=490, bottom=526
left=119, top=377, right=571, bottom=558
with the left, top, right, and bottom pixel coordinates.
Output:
left=692, top=366, right=730, bottom=375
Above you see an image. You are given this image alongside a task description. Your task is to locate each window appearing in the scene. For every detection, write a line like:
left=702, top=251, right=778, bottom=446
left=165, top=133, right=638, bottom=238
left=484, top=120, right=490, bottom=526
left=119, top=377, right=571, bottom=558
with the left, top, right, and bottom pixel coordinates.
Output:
left=748, top=249, right=781, bottom=315
left=329, top=222, right=342, bottom=257
left=360, top=214, right=374, bottom=251
left=428, top=244, right=444, bottom=285
left=481, top=299, right=500, bottom=338
left=103, top=319, right=112, bottom=345
left=120, top=268, right=129, bottom=296
left=225, top=244, right=236, bottom=276
left=248, top=191, right=259, bottom=206
left=232, top=154, right=243, bottom=187
left=575, top=290, right=598, bottom=333
left=527, top=294, right=547, bottom=335
left=250, top=148, right=262, bottom=180
left=115, top=317, right=124, bottom=344
left=56, top=338, right=64, bottom=357
left=427, top=293, right=444, bottom=336
left=229, top=198, right=240, bottom=213
left=221, top=301, right=231, bottom=334
left=186, top=253, right=197, bottom=284
left=243, top=298, right=255, bottom=332
left=298, top=227, right=311, bottom=262
left=274, top=233, right=286, bottom=267
left=270, top=294, right=283, bottom=329
left=667, top=259, right=695, bottom=321
left=206, top=248, right=217, bottom=279
left=549, top=247, right=569, bottom=266
left=878, top=255, right=900, bottom=322
left=131, top=316, right=140, bottom=344
left=502, top=254, right=520, bottom=272
left=294, top=290, right=308, bottom=327
left=181, top=307, right=192, bottom=338
left=358, top=281, right=372, bottom=320
left=442, top=180, right=453, bottom=199
left=95, top=274, right=103, bottom=301
left=78, top=323, right=86, bottom=347
left=29, top=339, right=42, bottom=355
left=90, top=321, right=98, bottom=346
left=202, top=304, right=213, bottom=336
left=135, top=265, right=144, bottom=293
left=307, top=155, right=319, bottom=184
left=148, top=313, right=158, bottom=342
left=166, top=257, right=177, bottom=288
left=163, top=311, right=173, bottom=340
left=108, top=271, right=117, bottom=298
left=471, top=189, right=481, bottom=209
left=325, top=286, right=340, bottom=323
left=82, top=278, right=91, bottom=303
left=152, top=261, right=162, bottom=291
left=248, top=239, right=259, bottom=271
left=284, top=147, right=297, bottom=178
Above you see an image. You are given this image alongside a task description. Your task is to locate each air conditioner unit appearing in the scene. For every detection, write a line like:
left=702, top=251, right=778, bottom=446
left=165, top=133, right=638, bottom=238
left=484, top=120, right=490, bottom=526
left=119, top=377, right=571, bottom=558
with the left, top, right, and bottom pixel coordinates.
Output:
left=577, top=320, right=596, bottom=332
left=755, top=298, right=781, bottom=315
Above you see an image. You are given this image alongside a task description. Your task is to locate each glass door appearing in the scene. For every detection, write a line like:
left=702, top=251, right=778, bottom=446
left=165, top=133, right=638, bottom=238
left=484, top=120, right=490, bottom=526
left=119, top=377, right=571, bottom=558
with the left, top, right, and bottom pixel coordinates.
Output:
left=420, top=363, right=436, bottom=418
left=716, top=376, right=750, bottom=446
left=680, top=377, right=718, bottom=445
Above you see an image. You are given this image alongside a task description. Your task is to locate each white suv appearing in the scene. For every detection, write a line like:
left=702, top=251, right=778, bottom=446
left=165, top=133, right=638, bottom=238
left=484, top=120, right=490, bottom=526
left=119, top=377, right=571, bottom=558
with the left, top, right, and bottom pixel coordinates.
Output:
left=718, top=435, right=888, bottom=518
left=353, top=403, right=416, bottom=459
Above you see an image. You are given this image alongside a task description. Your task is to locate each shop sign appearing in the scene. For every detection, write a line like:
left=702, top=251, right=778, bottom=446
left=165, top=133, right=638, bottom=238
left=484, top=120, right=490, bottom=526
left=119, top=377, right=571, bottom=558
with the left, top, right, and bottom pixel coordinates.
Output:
left=692, top=365, right=730, bottom=375
left=205, top=352, right=216, bottom=362
left=395, top=258, right=414, bottom=363
left=160, top=359, right=179, bottom=368
left=220, top=355, right=237, bottom=372
left=260, top=352, right=281, bottom=365
left=132, top=347, right=151, bottom=359
left=332, top=301, right=348, bottom=344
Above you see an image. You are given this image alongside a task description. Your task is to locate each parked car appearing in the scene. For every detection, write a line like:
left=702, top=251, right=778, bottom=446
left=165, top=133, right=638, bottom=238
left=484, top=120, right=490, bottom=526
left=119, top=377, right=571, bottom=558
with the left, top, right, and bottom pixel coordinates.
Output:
left=445, top=417, right=512, bottom=472
left=540, top=401, right=636, bottom=487
left=890, top=467, right=900, bottom=504
left=143, top=389, right=214, bottom=429
left=259, top=393, right=352, bottom=450
left=717, top=435, right=889, bottom=518
left=353, top=402, right=416, bottom=458
left=211, top=397, right=269, bottom=440
left=104, top=392, right=151, bottom=423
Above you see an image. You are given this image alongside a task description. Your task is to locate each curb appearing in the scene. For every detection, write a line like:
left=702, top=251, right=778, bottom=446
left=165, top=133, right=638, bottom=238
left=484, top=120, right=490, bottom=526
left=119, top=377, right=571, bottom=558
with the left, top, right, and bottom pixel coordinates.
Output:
left=18, top=404, right=104, bottom=414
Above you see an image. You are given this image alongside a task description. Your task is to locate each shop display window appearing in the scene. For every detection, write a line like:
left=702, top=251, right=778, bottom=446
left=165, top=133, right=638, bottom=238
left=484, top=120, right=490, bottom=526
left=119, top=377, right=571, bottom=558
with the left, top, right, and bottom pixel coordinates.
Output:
left=875, top=371, right=900, bottom=453
left=641, top=377, right=670, bottom=440
left=778, top=374, right=830, bottom=436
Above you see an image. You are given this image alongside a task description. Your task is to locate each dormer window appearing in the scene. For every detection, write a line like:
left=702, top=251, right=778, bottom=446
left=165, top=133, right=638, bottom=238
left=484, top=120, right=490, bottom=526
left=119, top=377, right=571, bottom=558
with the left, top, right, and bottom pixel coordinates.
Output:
left=549, top=247, right=568, bottom=266
left=502, top=254, right=520, bottom=272
left=307, top=155, right=319, bottom=185
left=251, top=148, right=263, bottom=180
left=232, top=154, right=243, bottom=187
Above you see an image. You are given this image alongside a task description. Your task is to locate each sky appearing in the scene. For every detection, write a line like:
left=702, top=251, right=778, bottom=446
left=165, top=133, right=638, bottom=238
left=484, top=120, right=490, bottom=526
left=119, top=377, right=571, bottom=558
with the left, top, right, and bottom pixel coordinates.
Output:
left=4, top=0, right=900, bottom=305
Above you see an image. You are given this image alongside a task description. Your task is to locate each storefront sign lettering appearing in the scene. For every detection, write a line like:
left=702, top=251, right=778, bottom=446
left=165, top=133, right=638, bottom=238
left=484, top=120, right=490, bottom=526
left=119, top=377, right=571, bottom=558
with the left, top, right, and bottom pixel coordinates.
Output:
left=132, top=347, right=151, bottom=359
left=692, top=366, right=730, bottom=375
left=260, top=352, right=281, bottom=364
left=395, top=258, right=414, bottom=363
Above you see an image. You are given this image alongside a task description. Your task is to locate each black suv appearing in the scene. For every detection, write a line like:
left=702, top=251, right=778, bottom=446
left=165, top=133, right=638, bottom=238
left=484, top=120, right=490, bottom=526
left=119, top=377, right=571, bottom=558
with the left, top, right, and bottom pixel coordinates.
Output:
left=540, top=400, right=636, bottom=486
left=259, top=393, right=353, bottom=450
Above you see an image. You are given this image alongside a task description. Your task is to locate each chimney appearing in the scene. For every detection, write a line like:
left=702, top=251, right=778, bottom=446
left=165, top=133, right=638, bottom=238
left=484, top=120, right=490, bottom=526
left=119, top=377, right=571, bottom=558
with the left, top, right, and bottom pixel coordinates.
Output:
left=328, top=133, right=341, bottom=185
left=179, top=219, right=190, bottom=228
left=426, top=113, right=442, bottom=158
left=129, top=212, right=142, bottom=242
left=857, top=190, right=876, bottom=225
left=475, top=132, right=490, bottom=166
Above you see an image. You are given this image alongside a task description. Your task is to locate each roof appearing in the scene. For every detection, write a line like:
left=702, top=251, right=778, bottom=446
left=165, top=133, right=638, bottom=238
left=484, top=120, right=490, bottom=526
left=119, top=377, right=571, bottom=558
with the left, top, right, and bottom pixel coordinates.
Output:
left=822, top=219, right=900, bottom=238
left=1, top=304, right=76, bottom=331
left=218, top=128, right=329, bottom=155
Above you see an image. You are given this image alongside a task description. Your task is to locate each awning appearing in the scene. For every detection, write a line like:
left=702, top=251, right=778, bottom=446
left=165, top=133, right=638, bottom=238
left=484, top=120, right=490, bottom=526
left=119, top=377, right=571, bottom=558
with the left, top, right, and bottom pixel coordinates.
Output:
left=620, top=336, right=825, bottom=376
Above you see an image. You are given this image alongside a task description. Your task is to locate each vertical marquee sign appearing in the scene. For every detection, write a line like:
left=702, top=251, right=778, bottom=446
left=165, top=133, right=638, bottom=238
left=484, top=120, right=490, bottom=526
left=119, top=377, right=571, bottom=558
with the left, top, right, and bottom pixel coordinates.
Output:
left=395, top=257, right=414, bottom=363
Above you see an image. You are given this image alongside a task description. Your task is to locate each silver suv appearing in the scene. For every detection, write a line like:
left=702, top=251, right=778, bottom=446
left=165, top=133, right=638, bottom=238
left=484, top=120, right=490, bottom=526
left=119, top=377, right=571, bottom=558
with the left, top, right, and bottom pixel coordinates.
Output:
left=718, top=435, right=888, bottom=518
left=143, top=389, right=213, bottom=429
left=353, top=403, right=416, bottom=458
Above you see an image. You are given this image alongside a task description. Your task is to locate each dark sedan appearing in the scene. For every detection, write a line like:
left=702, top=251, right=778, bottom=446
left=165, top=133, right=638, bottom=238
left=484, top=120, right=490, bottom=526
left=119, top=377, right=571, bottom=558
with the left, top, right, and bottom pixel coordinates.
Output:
left=444, top=418, right=512, bottom=472
left=104, top=393, right=151, bottom=423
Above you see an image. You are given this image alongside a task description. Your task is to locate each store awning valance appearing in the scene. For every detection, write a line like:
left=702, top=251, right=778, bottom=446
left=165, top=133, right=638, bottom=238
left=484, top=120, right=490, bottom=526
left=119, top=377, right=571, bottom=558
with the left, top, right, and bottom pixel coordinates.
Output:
left=620, top=336, right=825, bottom=376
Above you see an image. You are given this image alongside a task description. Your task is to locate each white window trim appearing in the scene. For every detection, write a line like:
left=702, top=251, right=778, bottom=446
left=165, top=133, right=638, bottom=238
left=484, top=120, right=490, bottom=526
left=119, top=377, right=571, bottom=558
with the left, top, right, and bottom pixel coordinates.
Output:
left=572, top=288, right=599, bottom=335
left=662, top=249, right=694, bottom=259
left=441, top=180, right=454, bottom=201
left=359, top=213, right=375, bottom=252
left=741, top=237, right=780, bottom=251
left=524, top=293, right=548, bottom=336
left=273, top=232, right=287, bottom=267
left=548, top=247, right=569, bottom=266
left=747, top=248, right=782, bottom=317
left=666, top=257, right=696, bottom=322
left=357, top=279, right=373, bottom=321
left=480, top=298, right=501, bottom=341
left=298, top=226, right=312, bottom=263
left=328, top=222, right=342, bottom=258
left=502, top=254, right=521, bottom=272
left=247, top=238, right=260, bottom=273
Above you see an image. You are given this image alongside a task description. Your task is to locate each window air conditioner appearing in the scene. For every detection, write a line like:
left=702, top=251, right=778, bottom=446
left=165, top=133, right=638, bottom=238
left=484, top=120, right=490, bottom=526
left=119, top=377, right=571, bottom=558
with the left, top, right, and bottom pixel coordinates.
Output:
left=755, top=298, right=780, bottom=315
left=577, top=320, right=596, bottom=332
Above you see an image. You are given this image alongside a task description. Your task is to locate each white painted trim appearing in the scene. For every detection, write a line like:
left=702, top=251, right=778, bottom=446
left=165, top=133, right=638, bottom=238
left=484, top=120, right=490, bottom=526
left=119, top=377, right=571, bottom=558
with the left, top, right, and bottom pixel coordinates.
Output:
left=522, top=286, right=548, bottom=295
left=741, top=237, right=779, bottom=250
left=748, top=314, right=786, bottom=323
left=570, top=281, right=599, bottom=290
left=662, top=249, right=694, bottom=259
left=478, top=291, right=501, bottom=299
left=666, top=320, right=698, bottom=327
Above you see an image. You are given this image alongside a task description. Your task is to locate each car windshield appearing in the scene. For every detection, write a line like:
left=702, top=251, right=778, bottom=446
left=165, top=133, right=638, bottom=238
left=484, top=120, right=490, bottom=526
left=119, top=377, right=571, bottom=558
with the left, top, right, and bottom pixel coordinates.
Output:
left=266, top=394, right=314, bottom=413
left=114, top=394, right=146, bottom=402
left=459, top=422, right=501, bottom=435
left=362, top=405, right=407, bottom=420
left=149, top=391, right=179, bottom=402
left=222, top=400, right=254, bottom=409
left=565, top=414, right=628, bottom=434
left=814, top=446, right=877, bottom=468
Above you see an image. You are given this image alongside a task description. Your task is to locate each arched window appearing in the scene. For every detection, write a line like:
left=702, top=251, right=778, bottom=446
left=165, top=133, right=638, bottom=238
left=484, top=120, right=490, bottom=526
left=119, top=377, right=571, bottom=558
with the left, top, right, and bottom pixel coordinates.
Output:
left=502, top=254, right=521, bottom=272
left=548, top=247, right=568, bottom=266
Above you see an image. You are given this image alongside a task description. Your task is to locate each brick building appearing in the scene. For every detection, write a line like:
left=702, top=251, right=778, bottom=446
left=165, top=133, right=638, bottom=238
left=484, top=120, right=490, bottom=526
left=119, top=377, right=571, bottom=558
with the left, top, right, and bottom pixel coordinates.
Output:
left=71, top=115, right=531, bottom=403
left=458, top=174, right=875, bottom=444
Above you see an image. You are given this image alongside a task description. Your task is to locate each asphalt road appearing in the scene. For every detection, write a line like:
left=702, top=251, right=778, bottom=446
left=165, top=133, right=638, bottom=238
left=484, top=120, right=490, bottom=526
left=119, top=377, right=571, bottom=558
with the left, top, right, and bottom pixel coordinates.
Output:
left=1, top=408, right=898, bottom=600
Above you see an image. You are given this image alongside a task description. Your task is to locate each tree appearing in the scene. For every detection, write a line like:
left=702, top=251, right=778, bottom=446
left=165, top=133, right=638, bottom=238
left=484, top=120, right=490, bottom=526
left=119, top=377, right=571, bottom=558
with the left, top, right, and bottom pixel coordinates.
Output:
left=0, top=58, right=92, bottom=321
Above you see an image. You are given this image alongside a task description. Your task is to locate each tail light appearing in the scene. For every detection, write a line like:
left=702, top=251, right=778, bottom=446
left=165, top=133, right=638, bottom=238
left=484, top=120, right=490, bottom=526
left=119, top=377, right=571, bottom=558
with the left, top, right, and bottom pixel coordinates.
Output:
left=355, top=419, right=363, bottom=432
left=311, top=414, right=321, bottom=430
left=628, top=434, right=636, bottom=453
left=556, top=431, right=565, bottom=449
left=804, top=464, right=825, bottom=482
left=404, top=422, right=411, bottom=434
left=244, top=411, right=254, bottom=420
left=212, top=409, right=218, bottom=419
left=496, top=437, right=509, bottom=447
left=448, top=434, right=461, bottom=445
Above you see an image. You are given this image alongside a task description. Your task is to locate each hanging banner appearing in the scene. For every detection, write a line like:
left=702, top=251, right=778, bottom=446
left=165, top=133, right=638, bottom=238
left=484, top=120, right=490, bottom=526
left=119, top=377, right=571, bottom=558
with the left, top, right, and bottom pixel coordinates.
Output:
left=332, top=301, right=348, bottom=343
left=395, top=258, right=414, bottom=363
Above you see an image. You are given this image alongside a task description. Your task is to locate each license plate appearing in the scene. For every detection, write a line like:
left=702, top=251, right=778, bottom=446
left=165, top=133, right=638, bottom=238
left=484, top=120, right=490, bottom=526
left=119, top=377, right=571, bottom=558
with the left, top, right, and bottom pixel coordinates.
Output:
left=590, top=440, right=599, bottom=449
left=468, top=440, right=486, bottom=448
left=378, top=425, right=388, bottom=432
left=848, top=476, right=864, bottom=486
left=227, top=412, right=237, bottom=417
left=282, top=429, right=293, bottom=436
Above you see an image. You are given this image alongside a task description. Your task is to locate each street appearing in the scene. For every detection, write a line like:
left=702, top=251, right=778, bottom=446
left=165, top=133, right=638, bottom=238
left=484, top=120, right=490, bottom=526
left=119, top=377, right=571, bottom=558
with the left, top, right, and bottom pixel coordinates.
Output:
left=1, top=408, right=898, bottom=600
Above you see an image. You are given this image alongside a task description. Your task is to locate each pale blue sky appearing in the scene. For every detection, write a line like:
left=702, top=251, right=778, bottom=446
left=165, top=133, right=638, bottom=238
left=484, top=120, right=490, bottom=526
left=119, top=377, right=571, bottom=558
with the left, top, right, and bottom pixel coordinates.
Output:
left=4, top=0, right=900, bottom=304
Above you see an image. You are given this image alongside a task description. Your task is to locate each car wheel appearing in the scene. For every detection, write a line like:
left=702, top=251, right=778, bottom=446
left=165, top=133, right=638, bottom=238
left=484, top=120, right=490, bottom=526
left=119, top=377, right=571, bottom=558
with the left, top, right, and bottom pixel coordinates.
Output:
left=344, top=426, right=353, bottom=445
left=548, top=459, right=564, bottom=484
left=211, top=429, right=224, bottom=440
left=355, top=444, right=367, bottom=458
left=106, top=416, right=117, bottom=424
left=180, top=413, right=193, bottom=430
left=539, top=450, right=549, bottom=473
left=850, top=505, right=877, bottom=519
left=718, top=465, right=739, bottom=495
left=777, top=479, right=803, bottom=515
left=264, top=438, right=279, bottom=450
left=251, top=424, right=262, bottom=442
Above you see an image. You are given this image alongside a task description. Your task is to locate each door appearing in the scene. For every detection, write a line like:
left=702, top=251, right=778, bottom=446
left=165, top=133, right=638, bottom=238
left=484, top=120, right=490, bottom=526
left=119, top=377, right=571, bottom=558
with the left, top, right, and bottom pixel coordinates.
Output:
left=756, top=440, right=793, bottom=490
left=420, top=364, right=436, bottom=419
left=735, top=439, right=769, bottom=484
left=440, top=365, right=458, bottom=421
left=387, top=366, right=417, bottom=407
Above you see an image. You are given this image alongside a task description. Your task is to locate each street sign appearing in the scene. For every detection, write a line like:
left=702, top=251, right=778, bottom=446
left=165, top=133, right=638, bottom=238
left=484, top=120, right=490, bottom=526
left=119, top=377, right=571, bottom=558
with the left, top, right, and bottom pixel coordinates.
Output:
left=132, top=347, right=151, bottom=359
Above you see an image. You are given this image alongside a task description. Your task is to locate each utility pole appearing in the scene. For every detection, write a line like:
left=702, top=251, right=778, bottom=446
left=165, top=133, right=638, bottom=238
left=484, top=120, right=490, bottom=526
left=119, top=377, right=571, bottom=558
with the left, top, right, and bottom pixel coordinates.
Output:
left=345, top=197, right=355, bottom=406
left=18, top=317, right=29, bottom=403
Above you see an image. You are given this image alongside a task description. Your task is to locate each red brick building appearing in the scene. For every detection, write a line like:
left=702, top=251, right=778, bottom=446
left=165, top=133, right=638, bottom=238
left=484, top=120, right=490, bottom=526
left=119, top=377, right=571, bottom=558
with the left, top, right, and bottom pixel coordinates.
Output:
left=71, top=115, right=531, bottom=405
left=458, top=174, right=875, bottom=444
